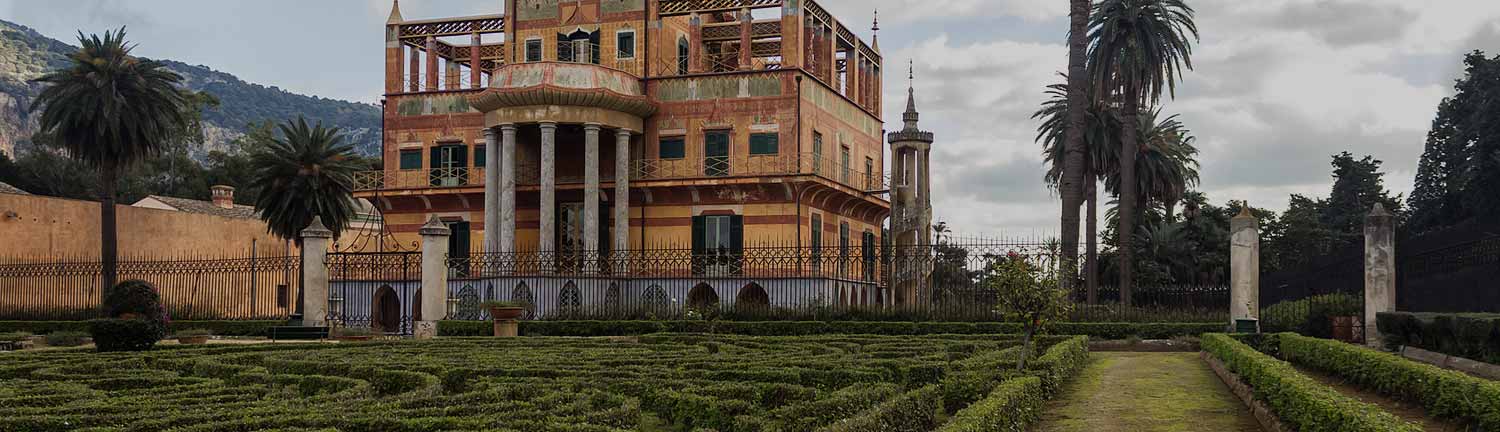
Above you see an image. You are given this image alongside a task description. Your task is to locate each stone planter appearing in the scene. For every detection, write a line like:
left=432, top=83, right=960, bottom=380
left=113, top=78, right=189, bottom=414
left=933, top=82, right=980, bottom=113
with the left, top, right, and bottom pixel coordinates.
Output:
left=490, top=307, right=524, bottom=320
left=177, top=335, right=210, bottom=345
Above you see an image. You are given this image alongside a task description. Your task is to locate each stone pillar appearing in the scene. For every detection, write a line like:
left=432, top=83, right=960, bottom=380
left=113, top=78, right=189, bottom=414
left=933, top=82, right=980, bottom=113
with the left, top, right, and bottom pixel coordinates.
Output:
left=539, top=122, right=557, bottom=261
left=408, top=46, right=421, bottom=92
left=1365, top=203, right=1396, bottom=348
left=584, top=123, right=601, bottom=265
left=482, top=127, right=501, bottom=253
left=417, top=216, right=451, bottom=339
left=424, top=36, right=439, bottom=91
left=1230, top=207, right=1260, bottom=330
left=688, top=13, right=704, bottom=74
left=469, top=32, right=482, bottom=88
left=614, top=129, right=631, bottom=270
left=444, top=60, right=460, bottom=90
left=299, top=217, right=333, bottom=328
left=738, top=8, right=754, bottom=70
left=499, top=124, right=517, bottom=254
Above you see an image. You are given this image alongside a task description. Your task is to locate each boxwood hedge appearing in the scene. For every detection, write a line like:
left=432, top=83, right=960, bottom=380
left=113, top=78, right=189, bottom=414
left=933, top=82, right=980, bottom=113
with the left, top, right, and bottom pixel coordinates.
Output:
left=1201, top=333, right=1420, bottom=432
left=1278, top=332, right=1500, bottom=430
left=438, top=320, right=1219, bottom=339
left=1377, top=311, right=1500, bottom=364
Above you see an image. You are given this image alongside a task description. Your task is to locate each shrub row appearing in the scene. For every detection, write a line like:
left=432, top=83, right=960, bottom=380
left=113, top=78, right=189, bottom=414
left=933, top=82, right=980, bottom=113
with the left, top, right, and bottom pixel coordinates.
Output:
left=1027, top=336, right=1090, bottom=395
left=1261, top=293, right=1361, bottom=338
left=1377, top=311, right=1500, bottom=364
left=937, top=376, right=1044, bottom=432
left=438, top=320, right=1220, bottom=339
left=1201, top=333, right=1420, bottom=432
left=1278, top=332, right=1500, bottom=430
left=0, top=320, right=287, bottom=337
left=820, top=385, right=943, bottom=432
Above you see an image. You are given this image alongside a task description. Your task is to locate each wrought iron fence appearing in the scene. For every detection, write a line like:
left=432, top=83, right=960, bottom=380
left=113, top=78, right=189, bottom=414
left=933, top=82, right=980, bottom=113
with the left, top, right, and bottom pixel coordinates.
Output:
left=326, top=252, right=422, bottom=335
left=0, top=253, right=299, bottom=320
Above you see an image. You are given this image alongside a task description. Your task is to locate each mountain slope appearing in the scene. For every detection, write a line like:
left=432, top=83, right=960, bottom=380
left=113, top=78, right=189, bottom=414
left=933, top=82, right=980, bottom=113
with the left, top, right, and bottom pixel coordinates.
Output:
left=0, top=19, right=381, bottom=158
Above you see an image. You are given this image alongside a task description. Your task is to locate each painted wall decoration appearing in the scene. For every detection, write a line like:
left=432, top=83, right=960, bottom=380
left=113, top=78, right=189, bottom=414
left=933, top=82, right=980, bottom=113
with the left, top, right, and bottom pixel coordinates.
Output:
left=519, top=0, right=562, bottom=21
left=396, top=94, right=477, bottom=116
left=801, top=80, right=881, bottom=138
left=492, top=63, right=644, bottom=95
left=601, top=0, right=645, bottom=14
left=656, top=75, right=784, bottom=102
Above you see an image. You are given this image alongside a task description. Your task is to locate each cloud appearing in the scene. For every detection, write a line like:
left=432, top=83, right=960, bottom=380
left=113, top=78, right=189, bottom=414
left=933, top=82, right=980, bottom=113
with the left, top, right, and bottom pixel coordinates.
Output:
left=1262, top=1, right=1418, bottom=47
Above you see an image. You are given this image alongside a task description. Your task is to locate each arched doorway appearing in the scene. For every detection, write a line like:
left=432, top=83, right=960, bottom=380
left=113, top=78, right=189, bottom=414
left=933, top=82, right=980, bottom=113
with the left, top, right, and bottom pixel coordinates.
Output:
left=686, top=283, right=719, bottom=310
left=735, top=283, right=770, bottom=313
left=371, top=285, right=401, bottom=333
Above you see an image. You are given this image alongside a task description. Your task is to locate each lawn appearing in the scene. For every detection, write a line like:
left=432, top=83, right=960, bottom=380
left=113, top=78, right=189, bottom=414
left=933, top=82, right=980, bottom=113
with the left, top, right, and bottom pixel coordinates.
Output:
left=0, top=334, right=1084, bottom=431
left=1033, top=352, right=1261, bottom=432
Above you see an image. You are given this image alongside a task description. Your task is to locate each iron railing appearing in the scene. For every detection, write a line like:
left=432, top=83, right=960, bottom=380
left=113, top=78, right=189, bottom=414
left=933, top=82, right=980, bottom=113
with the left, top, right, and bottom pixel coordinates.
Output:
left=356, top=154, right=890, bottom=193
left=0, top=253, right=300, bottom=320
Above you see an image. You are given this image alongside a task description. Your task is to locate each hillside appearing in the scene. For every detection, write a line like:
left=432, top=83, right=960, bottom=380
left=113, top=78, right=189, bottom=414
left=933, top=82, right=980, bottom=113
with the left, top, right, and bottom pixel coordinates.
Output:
left=0, top=19, right=381, bottom=157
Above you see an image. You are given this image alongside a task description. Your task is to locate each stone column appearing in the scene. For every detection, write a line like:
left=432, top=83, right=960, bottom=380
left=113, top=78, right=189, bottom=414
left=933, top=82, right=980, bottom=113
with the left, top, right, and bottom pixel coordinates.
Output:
left=482, top=128, right=501, bottom=253
left=584, top=123, right=601, bottom=265
left=539, top=122, right=558, bottom=261
left=408, top=46, right=421, bottom=92
left=738, top=8, right=753, bottom=70
left=614, top=129, right=631, bottom=271
left=688, top=13, right=704, bottom=74
left=417, top=216, right=451, bottom=339
left=299, top=217, right=333, bottom=328
left=469, top=32, right=482, bottom=88
left=1365, top=203, right=1396, bottom=348
left=1230, top=207, right=1260, bottom=330
left=499, top=124, right=517, bottom=254
left=424, top=36, right=439, bottom=91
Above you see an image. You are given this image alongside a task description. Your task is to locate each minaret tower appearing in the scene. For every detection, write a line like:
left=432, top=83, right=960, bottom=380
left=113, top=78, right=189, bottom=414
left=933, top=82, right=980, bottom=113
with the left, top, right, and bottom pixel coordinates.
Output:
left=888, top=61, right=935, bottom=306
left=384, top=0, right=405, bottom=95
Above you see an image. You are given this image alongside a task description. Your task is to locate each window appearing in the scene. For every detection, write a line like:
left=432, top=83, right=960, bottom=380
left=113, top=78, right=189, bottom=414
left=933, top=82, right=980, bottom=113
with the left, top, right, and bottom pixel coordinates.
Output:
left=704, top=131, right=730, bottom=177
left=865, top=157, right=875, bottom=189
left=659, top=137, right=686, bottom=159
left=559, top=30, right=600, bottom=64
left=430, top=144, right=468, bottom=187
left=810, top=214, right=823, bottom=270
left=399, top=150, right=422, bottom=170
left=474, top=145, right=486, bottom=168
left=677, top=37, right=690, bottom=75
left=839, top=222, right=851, bottom=275
left=812, top=131, right=824, bottom=174
left=616, top=30, right=636, bottom=59
left=862, top=231, right=877, bottom=281
left=692, top=214, right=744, bottom=275
left=525, top=38, right=543, bottom=62
left=840, top=146, right=851, bottom=183
left=749, top=133, right=779, bottom=155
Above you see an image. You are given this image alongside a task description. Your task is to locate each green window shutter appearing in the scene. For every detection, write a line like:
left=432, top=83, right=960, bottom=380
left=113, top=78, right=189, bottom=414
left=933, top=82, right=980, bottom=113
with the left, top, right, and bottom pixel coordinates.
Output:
left=399, top=151, right=422, bottom=170
left=728, top=215, right=744, bottom=255
left=430, top=147, right=442, bottom=169
left=659, top=138, right=685, bottom=159
left=691, top=216, right=706, bottom=254
left=750, top=133, right=778, bottom=155
left=455, top=145, right=468, bottom=168
left=474, top=146, right=486, bottom=168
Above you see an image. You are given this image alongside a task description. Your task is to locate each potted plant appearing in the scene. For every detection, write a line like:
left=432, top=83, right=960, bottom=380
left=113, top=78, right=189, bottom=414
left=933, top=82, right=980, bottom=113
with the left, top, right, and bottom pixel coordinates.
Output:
left=482, top=300, right=527, bottom=320
left=175, top=329, right=212, bottom=345
left=334, top=327, right=376, bottom=342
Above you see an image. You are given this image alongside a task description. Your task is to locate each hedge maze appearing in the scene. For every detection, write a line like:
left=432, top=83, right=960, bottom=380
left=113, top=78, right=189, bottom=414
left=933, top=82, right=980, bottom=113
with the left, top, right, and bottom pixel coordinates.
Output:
left=0, top=334, right=1089, bottom=431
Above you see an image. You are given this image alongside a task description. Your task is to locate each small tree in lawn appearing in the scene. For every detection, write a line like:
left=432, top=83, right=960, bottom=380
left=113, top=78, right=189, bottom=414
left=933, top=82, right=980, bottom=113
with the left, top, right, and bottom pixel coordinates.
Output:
left=986, top=252, right=1074, bottom=370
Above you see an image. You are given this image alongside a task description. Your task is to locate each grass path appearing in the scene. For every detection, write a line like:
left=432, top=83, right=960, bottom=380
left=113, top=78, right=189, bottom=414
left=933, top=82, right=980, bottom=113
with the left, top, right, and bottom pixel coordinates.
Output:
left=1032, top=352, right=1262, bottom=432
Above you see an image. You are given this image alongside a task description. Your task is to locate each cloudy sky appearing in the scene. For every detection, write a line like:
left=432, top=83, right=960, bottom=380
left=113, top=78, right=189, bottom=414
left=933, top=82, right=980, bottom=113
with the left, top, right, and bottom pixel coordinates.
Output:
left=4, top=0, right=1498, bottom=236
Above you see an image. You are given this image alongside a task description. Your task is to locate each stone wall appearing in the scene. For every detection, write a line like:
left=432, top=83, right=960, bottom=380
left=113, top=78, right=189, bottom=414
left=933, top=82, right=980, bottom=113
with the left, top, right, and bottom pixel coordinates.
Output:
left=0, top=192, right=289, bottom=258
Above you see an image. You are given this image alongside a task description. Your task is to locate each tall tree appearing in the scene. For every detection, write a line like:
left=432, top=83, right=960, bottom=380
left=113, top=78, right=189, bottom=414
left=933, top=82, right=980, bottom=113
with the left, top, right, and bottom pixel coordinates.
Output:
left=1037, top=78, right=1114, bottom=302
left=1408, top=51, right=1500, bottom=232
left=1058, top=0, right=1093, bottom=293
left=1321, top=152, right=1402, bottom=246
left=1086, top=0, right=1198, bottom=305
left=29, top=28, right=190, bottom=290
left=249, top=117, right=360, bottom=243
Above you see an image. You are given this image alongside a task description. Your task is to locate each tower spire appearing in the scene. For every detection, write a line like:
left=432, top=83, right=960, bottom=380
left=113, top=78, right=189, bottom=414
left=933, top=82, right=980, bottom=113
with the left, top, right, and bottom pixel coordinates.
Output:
left=387, top=0, right=405, bottom=25
left=903, top=60, right=919, bottom=130
left=871, top=10, right=880, bottom=50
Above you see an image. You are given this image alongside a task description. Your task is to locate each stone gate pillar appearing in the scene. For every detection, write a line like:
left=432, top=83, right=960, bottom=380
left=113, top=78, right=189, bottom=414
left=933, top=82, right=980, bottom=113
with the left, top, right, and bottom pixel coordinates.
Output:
left=1365, top=203, right=1396, bottom=348
left=1230, top=207, right=1260, bottom=330
left=417, top=216, right=451, bottom=339
left=299, top=217, right=333, bottom=328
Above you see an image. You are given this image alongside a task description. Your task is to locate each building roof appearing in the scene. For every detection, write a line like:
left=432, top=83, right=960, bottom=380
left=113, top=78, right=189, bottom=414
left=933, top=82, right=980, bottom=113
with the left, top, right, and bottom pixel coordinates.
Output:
left=135, top=195, right=260, bottom=220
left=0, top=181, right=29, bottom=195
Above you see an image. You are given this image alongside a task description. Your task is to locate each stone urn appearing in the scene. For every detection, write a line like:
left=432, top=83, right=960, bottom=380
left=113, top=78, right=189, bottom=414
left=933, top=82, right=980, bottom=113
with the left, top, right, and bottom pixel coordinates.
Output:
left=489, top=307, right=525, bottom=321
left=178, top=335, right=210, bottom=345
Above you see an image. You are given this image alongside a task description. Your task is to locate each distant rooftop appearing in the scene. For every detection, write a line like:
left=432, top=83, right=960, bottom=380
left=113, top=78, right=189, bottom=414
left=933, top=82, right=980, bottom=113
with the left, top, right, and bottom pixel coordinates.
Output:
left=133, top=195, right=259, bottom=220
left=0, top=181, right=29, bottom=195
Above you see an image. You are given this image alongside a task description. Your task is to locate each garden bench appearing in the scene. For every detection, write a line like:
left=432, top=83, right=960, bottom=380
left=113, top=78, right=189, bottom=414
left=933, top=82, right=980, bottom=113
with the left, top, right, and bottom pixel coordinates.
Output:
left=268, top=326, right=330, bottom=341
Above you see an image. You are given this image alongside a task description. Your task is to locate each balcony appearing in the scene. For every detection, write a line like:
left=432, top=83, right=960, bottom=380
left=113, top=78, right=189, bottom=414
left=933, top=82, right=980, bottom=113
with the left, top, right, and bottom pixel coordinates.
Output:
left=353, top=153, right=889, bottom=194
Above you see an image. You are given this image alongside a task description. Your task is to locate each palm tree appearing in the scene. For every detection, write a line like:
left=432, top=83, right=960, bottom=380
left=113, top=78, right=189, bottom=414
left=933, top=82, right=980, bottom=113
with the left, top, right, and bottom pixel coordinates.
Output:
left=29, top=28, right=191, bottom=290
left=1096, top=108, right=1201, bottom=220
left=1036, top=77, right=1114, bottom=304
left=1058, top=0, right=1092, bottom=293
left=249, top=117, right=361, bottom=243
left=1086, top=0, right=1198, bottom=305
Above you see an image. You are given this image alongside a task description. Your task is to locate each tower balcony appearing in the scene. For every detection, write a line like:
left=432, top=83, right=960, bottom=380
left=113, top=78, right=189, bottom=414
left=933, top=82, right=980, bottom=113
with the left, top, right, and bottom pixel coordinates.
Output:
left=469, top=60, right=657, bottom=132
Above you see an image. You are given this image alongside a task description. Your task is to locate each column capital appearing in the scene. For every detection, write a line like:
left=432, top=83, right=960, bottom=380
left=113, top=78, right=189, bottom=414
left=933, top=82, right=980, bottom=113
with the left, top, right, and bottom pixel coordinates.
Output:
left=482, top=127, right=498, bottom=139
left=615, top=128, right=635, bottom=137
left=499, top=123, right=517, bottom=132
left=584, top=122, right=603, bottom=131
left=538, top=121, right=558, bottom=130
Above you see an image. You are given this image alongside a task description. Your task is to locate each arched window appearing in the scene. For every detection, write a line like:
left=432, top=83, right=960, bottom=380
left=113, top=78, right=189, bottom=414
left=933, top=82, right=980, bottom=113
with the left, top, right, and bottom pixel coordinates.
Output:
left=512, top=282, right=536, bottom=320
left=687, top=283, right=720, bottom=310
left=735, top=283, right=770, bottom=314
left=677, top=37, right=690, bottom=74
left=558, top=281, right=583, bottom=318
left=642, top=285, right=670, bottom=315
